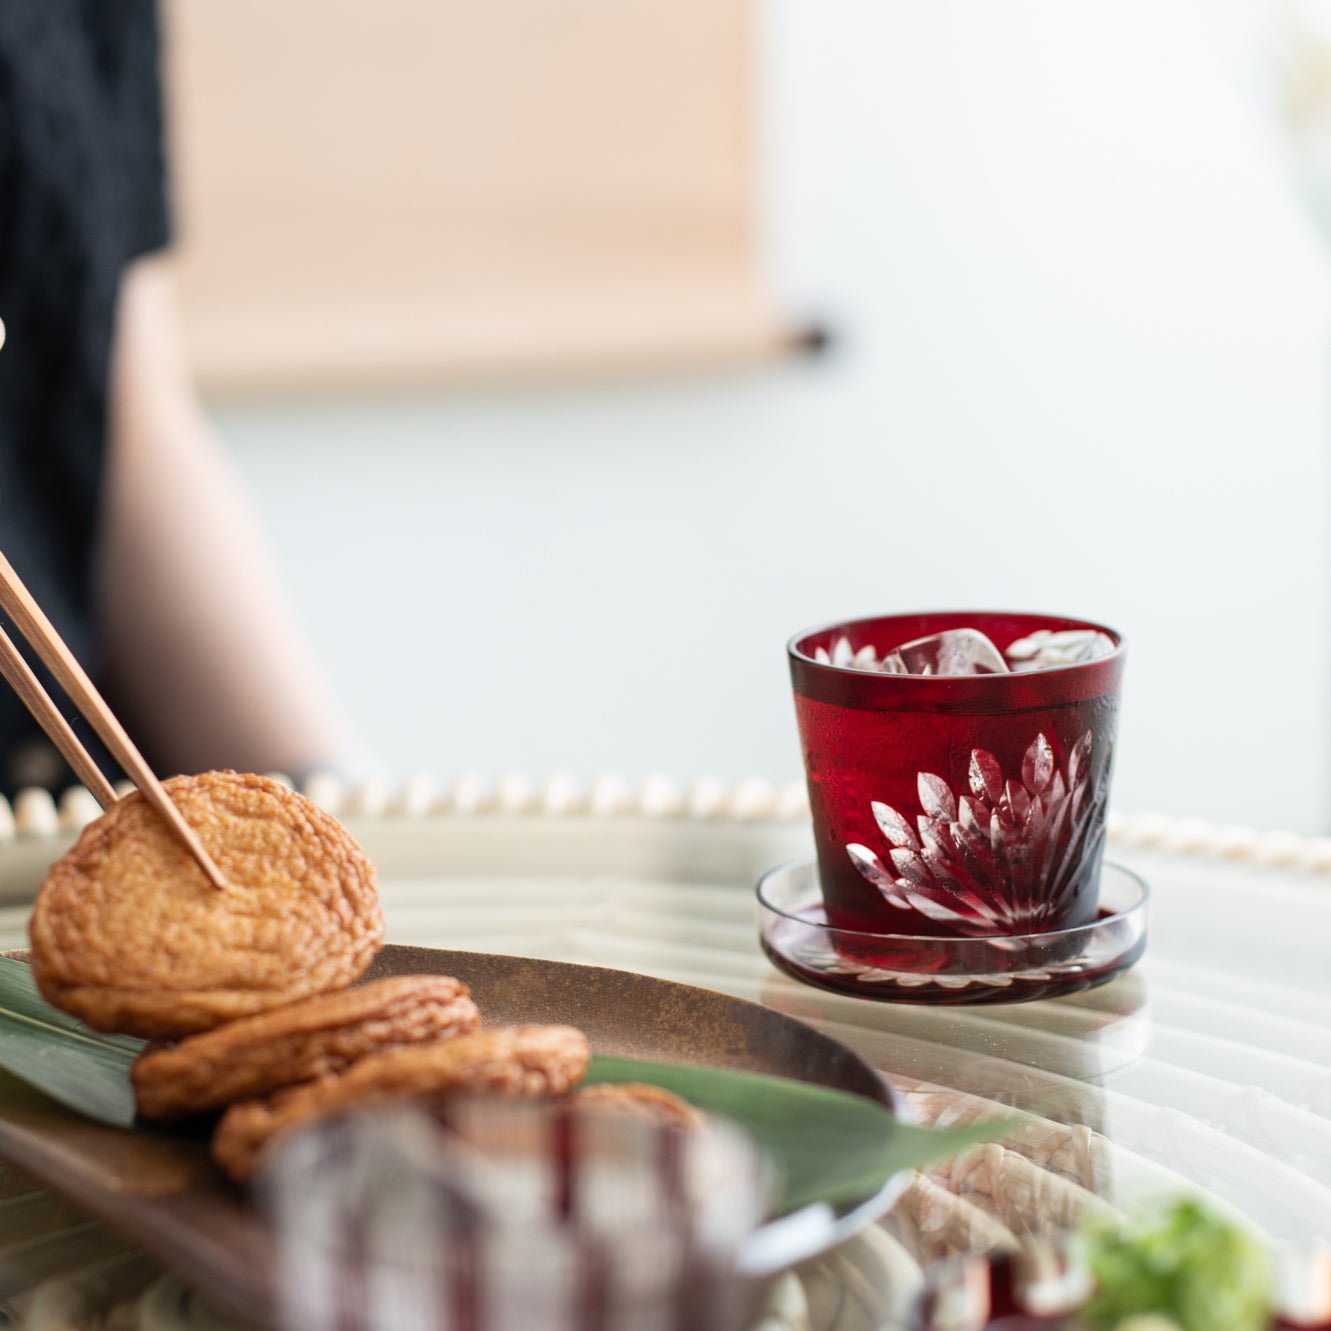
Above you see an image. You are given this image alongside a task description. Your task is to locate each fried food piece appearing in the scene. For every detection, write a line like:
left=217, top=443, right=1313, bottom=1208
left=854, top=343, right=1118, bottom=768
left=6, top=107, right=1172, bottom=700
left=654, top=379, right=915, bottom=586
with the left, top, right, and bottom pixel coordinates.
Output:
left=29, top=771, right=383, bottom=1039
left=571, top=1082, right=702, bottom=1130
left=132, top=976, right=480, bottom=1123
left=212, top=1024, right=590, bottom=1183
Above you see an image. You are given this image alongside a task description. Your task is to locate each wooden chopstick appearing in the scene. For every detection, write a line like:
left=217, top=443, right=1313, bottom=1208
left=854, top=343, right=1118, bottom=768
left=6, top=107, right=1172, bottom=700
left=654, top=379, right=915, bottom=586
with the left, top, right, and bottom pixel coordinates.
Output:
left=0, top=626, right=117, bottom=808
left=0, top=551, right=228, bottom=891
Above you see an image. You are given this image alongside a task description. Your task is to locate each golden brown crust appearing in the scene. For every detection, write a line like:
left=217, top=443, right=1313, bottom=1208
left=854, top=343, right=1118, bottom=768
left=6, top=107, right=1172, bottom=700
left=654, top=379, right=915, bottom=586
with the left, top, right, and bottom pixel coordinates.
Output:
left=212, top=1024, right=590, bottom=1182
left=29, top=772, right=383, bottom=1039
left=132, top=976, right=480, bottom=1122
left=571, top=1082, right=702, bottom=1130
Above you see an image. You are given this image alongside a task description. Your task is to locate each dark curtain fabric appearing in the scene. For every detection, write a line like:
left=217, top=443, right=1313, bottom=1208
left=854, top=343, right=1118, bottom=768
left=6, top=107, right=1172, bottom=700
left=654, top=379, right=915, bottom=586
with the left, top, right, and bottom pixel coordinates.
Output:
left=0, top=1, right=170, bottom=793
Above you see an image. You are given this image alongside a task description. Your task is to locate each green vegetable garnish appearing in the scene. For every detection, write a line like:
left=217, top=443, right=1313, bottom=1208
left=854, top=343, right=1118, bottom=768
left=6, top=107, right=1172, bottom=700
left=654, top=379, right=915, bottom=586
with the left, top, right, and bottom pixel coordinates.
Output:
left=1079, top=1199, right=1271, bottom=1331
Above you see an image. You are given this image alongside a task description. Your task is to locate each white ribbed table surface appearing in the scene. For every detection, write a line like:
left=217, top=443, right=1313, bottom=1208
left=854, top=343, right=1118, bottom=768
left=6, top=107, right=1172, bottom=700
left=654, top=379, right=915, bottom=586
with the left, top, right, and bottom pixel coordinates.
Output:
left=0, top=808, right=1325, bottom=1330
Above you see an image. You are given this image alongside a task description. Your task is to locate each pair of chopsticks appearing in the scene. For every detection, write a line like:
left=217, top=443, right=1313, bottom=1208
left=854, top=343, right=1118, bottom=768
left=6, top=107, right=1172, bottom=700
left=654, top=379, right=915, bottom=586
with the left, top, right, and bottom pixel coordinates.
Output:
left=0, top=550, right=228, bottom=890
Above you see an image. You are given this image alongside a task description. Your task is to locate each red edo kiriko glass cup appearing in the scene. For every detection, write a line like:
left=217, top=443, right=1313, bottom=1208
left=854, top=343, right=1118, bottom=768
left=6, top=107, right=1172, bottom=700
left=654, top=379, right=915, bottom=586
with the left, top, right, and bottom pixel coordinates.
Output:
left=788, top=612, right=1125, bottom=942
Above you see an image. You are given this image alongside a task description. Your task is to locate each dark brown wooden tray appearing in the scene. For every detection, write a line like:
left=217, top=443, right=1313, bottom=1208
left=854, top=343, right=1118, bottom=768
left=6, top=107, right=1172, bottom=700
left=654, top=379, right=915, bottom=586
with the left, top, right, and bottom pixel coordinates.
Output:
left=0, top=945, right=897, bottom=1325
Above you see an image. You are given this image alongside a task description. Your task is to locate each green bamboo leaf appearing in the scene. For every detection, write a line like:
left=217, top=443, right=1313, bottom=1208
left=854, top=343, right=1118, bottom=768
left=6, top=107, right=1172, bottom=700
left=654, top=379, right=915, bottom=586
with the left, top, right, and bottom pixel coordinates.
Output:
left=0, top=956, right=1008, bottom=1212
left=0, top=957, right=141, bottom=1129
left=586, top=1054, right=1007, bottom=1213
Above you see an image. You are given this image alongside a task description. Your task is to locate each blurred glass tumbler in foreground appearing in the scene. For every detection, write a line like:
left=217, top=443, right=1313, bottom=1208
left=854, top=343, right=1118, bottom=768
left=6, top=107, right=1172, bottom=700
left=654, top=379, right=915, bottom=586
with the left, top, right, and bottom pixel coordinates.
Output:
left=265, top=1098, right=772, bottom=1331
left=788, top=612, right=1125, bottom=940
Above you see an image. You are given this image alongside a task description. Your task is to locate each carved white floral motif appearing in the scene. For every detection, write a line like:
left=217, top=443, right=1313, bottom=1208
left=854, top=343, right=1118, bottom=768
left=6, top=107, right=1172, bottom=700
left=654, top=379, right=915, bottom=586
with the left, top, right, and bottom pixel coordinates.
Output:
left=846, top=731, right=1108, bottom=935
left=785, top=935, right=1103, bottom=990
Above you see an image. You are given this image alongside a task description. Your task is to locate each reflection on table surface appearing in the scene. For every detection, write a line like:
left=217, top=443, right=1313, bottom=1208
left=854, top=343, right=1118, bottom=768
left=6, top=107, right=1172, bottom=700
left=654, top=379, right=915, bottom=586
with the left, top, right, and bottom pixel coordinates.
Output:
left=346, top=842, right=1331, bottom=1257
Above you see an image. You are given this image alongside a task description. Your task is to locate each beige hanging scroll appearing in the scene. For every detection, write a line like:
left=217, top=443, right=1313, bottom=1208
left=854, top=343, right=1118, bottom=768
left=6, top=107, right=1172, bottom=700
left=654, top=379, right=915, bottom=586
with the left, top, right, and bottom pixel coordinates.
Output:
left=164, top=0, right=793, bottom=394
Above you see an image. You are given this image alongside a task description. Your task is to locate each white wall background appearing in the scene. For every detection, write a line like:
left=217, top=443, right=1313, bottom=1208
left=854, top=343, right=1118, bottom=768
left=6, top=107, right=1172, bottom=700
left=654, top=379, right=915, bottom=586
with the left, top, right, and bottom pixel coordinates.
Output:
left=213, top=1, right=1331, bottom=831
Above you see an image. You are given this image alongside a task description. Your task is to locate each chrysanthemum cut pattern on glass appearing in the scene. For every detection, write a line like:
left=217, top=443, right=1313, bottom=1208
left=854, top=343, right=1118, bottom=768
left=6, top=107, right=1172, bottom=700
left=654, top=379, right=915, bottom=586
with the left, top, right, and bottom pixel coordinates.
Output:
left=846, top=731, right=1108, bottom=935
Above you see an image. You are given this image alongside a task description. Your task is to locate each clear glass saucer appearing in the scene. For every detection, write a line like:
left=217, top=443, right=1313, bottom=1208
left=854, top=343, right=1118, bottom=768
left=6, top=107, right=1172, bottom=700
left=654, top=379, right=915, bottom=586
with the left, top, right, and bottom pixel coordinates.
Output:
left=757, top=860, right=1147, bottom=1005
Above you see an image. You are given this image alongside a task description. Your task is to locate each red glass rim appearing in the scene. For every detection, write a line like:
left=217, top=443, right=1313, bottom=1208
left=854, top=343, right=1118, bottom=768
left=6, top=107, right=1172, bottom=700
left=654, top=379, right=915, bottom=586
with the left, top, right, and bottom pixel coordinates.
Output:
left=788, top=610, right=1125, bottom=711
left=756, top=858, right=1148, bottom=944
left=789, top=609, right=1125, bottom=672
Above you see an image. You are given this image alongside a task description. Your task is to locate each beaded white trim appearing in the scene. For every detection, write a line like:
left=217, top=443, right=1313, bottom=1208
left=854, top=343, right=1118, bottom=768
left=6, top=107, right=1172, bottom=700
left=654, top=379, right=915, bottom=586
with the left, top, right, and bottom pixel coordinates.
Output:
left=0, top=775, right=1327, bottom=875
left=1105, top=809, right=1331, bottom=874
left=0, top=773, right=807, bottom=839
